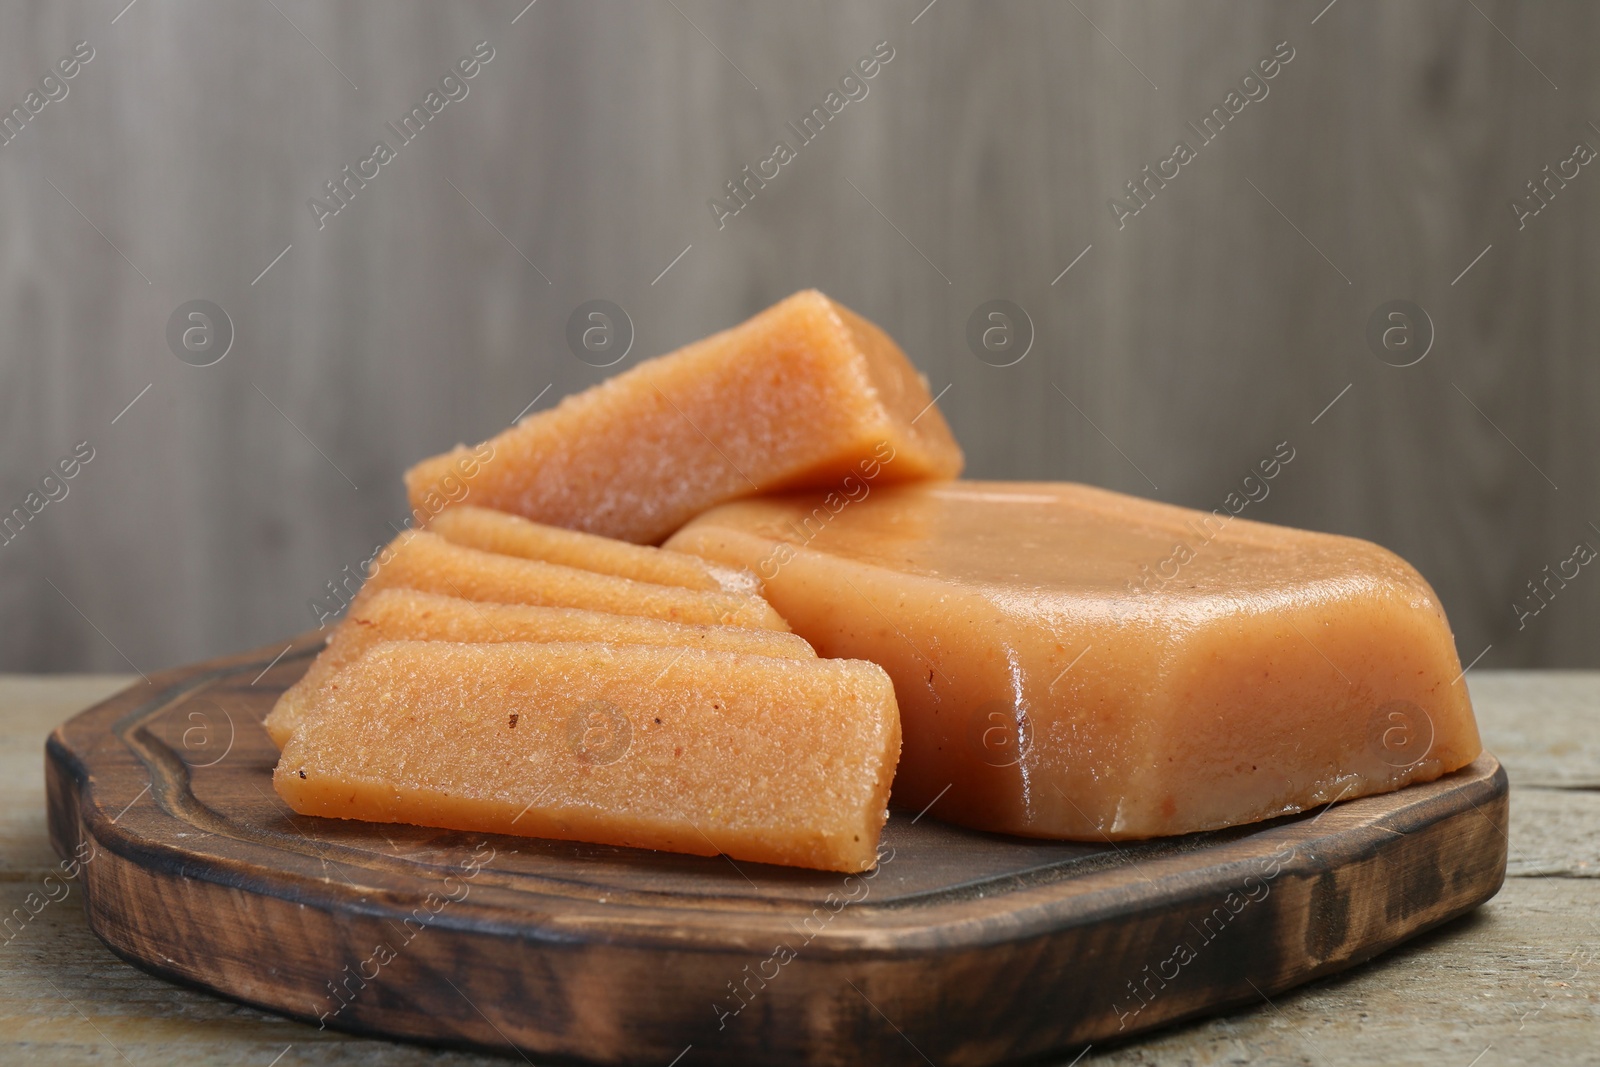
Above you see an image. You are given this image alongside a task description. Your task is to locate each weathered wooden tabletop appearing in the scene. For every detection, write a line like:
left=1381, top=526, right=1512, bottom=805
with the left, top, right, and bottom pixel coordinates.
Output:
left=3, top=671, right=1596, bottom=1066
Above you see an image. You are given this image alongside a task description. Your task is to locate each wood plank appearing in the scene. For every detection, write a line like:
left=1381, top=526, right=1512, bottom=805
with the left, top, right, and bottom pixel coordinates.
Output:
left=3, top=866, right=1595, bottom=1066
left=42, top=642, right=1508, bottom=1065
left=1471, top=672, right=1600, bottom=788
left=1089, top=878, right=1600, bottom=1067
left=2, top=2, right=1597, bottom=674
left=0, top=675, right=130, bottom=878
left=1506, top=789, right=1600, bottom=878
left=5, top=672, right=1595, bottom=1064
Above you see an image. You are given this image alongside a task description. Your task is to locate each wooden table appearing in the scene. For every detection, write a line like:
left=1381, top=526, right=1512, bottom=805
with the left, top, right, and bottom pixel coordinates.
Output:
left=4, top=672, right=1597, bottom=1065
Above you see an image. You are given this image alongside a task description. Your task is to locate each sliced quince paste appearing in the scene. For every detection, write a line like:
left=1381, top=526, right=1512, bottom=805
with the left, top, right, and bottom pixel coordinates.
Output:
left=428, top=505, right=756, bottom=594
left=264, top=588, right=815, bottom=748
left=405, top=290, right=963, bottom=545
left=362, top=529, right=788, bottom=631
left=273, top=641, right=900, bottom=873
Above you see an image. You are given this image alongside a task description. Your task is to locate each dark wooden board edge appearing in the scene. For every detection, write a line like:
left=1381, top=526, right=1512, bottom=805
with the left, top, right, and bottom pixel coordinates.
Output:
left=46, top=641, right=1509, bottom=1066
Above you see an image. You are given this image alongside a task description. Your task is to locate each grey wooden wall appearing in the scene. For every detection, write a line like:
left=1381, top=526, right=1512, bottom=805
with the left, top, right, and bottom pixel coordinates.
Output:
left=1, top=0, right=1595, bottom=673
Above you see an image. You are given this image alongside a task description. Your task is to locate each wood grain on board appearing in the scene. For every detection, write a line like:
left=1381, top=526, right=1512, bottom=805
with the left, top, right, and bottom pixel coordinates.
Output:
left=6, top=669, right=1595, bottom=1064
left=2, top=1, right=1596, bottom=675
left=35, top=636, right=1507, bottom=1065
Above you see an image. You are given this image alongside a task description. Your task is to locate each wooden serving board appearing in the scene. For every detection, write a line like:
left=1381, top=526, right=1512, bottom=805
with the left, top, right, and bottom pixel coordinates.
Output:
left=46, top=633, right=1508, bottom=1066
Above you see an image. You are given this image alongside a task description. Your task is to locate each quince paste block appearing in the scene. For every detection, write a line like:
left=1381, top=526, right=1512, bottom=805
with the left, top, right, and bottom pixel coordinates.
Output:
left=264, top=588, right=816, bottom=748
left=665, top=481, right=1483, bottom=840
left=272, top=641, right=901, bottom=873
left=405, top=290, right=963, bottom=545
left=428, top=506, right=756, bottom=594
left=364, top=530, right=789, bottom=631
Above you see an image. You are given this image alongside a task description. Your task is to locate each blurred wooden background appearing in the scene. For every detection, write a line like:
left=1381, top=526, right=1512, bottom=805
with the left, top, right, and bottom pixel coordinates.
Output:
left=1, top=0, right=1595, bottom=672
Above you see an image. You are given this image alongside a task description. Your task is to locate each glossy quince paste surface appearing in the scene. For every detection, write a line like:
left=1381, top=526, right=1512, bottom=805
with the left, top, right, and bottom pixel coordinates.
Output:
left=666, top=480, right=1482, bottom=839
